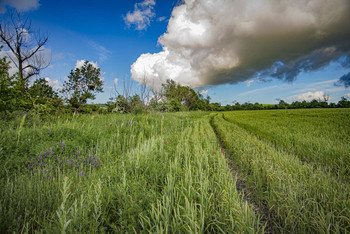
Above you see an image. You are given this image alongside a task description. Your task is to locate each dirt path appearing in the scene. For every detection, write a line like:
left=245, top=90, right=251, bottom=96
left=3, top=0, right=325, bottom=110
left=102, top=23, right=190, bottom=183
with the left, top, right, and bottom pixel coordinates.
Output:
left=209, top=114, right=275, bottom=233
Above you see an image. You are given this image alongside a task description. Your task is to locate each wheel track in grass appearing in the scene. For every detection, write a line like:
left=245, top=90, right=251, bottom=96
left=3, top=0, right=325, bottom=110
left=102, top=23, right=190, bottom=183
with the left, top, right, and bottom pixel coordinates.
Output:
left=209, top=113, right=350, bottom=233
left=209, top=114, right=275, bottom=234
left=221, top=112, right=350, bottom=182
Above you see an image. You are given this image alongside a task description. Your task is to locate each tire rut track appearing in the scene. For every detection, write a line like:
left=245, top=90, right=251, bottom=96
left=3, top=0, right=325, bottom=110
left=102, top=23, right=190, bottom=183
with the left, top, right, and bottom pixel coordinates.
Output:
left=209, top=114, right=275, bottom=233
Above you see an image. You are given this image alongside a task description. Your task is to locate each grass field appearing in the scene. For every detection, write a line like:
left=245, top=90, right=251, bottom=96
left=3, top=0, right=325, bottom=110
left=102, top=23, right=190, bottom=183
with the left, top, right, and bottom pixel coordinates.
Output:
left=0, top=109, right=349, bottom=233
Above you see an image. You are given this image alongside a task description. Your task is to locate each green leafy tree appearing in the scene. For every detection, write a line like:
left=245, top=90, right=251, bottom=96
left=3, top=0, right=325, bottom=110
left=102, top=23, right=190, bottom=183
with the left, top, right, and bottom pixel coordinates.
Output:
left=210, top=102, right=221, bottom=111
left=224, top=104, right=233, bottom=111
left=309, top=99, right=320, bottom=108
left=129, top=94, right=148, bottom=114
left=290, top=101, right=302, bottom=109
left=253, top=102, right=263, bottom=110
left=161, top=79, right=208, bottom=111
left=278, top=100, right=289, bottom=109
left=130, top=94, right=142, bottom=110
left=29, top=78, right=59, bottom=105
left=169, top=98, right=181, bottom=112
left=61, top=61, right=103, bottom=112
left=196, top=98, right=208, bottom=111
left=233, top=102, right=241, bottom=110
left=318, top=101, right=329, bottom=108
left=148, top=98, right=171, bottom=112
left=113, top=95, right=132, bottom=113
left=0, top=46, right=33, bottom=111
left=162, top=80, right=178, bottom=101
left=301, top=100, right=308, bottom=108
left=28, top=78, right=63, bottom=113
left=337, top=97, right=350, bottom=108
left=183, top=87, right=200, bottom=110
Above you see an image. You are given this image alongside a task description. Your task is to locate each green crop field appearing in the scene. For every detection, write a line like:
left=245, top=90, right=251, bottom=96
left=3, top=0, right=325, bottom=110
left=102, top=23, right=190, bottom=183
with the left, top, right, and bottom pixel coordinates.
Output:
left=0, top=109, right=349, bottom=233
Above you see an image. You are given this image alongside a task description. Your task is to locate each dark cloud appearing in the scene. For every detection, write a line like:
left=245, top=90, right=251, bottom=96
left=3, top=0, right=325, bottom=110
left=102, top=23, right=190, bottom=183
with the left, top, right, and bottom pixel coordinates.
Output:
left=269, top=48, right=350, bottom=82
left=335, top=72, right=350, bottom=88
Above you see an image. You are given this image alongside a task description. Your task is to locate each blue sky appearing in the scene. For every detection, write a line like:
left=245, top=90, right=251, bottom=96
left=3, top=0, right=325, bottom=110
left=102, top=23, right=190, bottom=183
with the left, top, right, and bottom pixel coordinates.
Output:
left=1, top=0, right=350, bottom=104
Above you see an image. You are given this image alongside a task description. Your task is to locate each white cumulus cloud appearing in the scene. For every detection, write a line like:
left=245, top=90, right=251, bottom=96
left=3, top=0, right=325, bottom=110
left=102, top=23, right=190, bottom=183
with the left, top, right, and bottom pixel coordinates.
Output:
left=124, top=0, right=156, bottom=31
left=75, top=60, right=98, bottom=70
left=157, top=16, right=167, bottom=22
left=131, top=0, right=350, bottom=90
left=0, top=0, right=40, bottom=13
left=345, top=93, right=350, bottom=98
left=200, top=90, right=208, bottom=95
left=44, top=77, right=61, bottom=90
left=296, top=91, right=326, bottom=101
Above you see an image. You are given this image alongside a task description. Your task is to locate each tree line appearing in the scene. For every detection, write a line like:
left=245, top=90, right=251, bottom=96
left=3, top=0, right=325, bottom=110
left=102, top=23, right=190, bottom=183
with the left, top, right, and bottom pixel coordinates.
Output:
left=1, top=11, right=350, bottom=116
left=214, top=98, right=350, bottom=111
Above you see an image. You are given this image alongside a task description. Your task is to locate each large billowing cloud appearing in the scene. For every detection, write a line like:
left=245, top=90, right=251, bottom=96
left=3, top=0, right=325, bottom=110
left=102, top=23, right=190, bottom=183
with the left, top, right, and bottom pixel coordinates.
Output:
left=131, top=0, right=350, bottom=89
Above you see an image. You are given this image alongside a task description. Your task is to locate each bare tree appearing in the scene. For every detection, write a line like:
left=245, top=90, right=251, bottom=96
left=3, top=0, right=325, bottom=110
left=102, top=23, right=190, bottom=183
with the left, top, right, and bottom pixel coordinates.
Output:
left=0, top=11, right=50, bottom=91
left=323, top=92, right=330, bottom=102
left=149, top=79, right=163, bottom=103
left=139, top=73, right=151, bottom=104
left=113, top=77, right=135, bottom=100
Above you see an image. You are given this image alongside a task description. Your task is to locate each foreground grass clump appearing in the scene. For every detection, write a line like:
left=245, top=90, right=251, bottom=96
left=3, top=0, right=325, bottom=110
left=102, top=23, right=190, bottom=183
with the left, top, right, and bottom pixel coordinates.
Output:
left=0, top=112, right=260, bottom=233
left=211, top=112, right=350, bottom=233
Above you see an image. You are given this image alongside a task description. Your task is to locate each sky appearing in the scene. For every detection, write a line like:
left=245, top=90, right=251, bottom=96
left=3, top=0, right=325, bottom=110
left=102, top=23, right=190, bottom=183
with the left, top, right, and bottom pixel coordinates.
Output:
left=1, top=0, right=350, bottom=105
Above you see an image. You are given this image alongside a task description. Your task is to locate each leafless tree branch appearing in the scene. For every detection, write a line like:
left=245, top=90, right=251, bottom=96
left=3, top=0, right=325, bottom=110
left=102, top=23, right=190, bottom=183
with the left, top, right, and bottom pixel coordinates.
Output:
left=0, top=10, right=50, bottom=90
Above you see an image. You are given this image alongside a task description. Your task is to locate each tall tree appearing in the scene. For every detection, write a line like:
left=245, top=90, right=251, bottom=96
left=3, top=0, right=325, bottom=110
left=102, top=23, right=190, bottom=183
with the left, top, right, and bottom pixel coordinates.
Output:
left=162, top=79, right=204, bottom=111
left=0, top=11, right=49, bottom=91
left=61, top=61, right=104, bottom=111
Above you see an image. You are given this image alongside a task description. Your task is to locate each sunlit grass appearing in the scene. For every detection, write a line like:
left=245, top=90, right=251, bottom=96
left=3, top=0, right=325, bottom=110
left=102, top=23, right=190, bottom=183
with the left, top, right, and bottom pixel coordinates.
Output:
left=222, top=109, right=350, bottom=179
left=211, top=112, right=350, bottom=233
left=1, top=109, right=348, bottom=233
left=0, top=112, right=260, bottom=233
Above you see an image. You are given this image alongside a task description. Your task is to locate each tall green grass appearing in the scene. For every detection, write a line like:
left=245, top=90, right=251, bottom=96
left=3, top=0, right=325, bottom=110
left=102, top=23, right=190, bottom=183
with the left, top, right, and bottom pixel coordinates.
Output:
left=211, top=113, right=350, bottom=233
left=222, top=109, right=350, bottom=179
left=0, top=112, right=260, bottom=233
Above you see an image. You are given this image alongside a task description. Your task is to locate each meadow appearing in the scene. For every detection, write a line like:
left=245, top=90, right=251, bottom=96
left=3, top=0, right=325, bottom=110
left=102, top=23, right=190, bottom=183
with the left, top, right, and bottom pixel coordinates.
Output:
left=0, top=109, right=349, bottom=233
